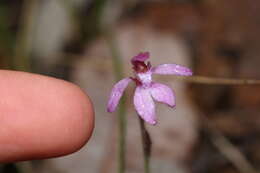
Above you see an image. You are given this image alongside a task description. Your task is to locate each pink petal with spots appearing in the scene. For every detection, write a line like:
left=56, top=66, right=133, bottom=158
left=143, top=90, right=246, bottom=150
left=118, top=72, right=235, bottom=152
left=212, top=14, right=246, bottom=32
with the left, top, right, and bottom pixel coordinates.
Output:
left=152, top=64, right=192, bottom=76
left=131, top=52, right=150, bottom=64
left=149, top=82, right=175, bottom=107
left=134, top=86, right=156, bottom=125
left=107, top=78, right=132, bottom=112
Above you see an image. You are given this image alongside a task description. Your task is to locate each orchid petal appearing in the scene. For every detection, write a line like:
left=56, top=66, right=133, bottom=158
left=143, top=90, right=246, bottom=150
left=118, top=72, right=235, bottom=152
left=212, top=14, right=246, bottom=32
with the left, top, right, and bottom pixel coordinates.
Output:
left=152, top=64, right=192, bottom=76
left=107, top=77, right=132, bottom=112
left=134, top=86, right=156, bottom=125
left=131, top=52, right=150, bottom=64
left=149, top=82, right=175, bottom=107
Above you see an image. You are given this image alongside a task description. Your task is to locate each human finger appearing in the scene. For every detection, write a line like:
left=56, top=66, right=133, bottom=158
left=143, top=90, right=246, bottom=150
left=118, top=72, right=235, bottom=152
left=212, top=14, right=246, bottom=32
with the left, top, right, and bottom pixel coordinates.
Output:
left=0, top=70, right=94, bottom=163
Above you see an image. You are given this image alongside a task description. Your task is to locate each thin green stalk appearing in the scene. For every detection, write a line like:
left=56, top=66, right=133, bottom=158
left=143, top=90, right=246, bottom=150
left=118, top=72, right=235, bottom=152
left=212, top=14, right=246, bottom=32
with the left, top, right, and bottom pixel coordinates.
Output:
left=13, top=0, right=39, bottom=71
left=117, top=95, right=127, bottom=173
left=105, top=31, right=127, bottom=173
left=138, top=117, right=151, bottom=173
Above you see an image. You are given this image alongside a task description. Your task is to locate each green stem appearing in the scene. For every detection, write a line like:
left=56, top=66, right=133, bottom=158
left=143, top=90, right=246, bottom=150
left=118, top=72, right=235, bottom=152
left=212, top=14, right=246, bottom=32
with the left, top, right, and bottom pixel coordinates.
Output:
left=138, top=117, right=151, bottom=173
left=13, top=0, right=39, bottom=71
left=117, top=96, right=127, bottom=173
left=105, top=31, right=127, bottom=173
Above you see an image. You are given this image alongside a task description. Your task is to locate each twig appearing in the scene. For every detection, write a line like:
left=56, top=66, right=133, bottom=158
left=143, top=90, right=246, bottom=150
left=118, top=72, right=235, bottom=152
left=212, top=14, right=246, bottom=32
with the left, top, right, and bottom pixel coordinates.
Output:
left=138, top=117, right=152, bottom=173
left=201, top=115, right=258, bottom=173
left=211, top=133, right=257, bottom=173
left=174, top=75, right=260, bottom=85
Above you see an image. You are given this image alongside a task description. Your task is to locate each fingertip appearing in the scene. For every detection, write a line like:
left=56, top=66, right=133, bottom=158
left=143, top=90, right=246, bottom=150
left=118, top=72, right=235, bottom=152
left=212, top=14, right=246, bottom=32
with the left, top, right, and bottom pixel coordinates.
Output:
left=62, top=83, right=95, bottom=154
left=0, top=70, right=95, bottom=162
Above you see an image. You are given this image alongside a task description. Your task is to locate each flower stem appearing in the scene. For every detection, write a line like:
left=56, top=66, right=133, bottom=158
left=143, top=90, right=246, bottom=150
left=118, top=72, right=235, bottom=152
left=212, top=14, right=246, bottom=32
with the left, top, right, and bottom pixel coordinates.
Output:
left=138, top=117, right=152, bottom=173
left=117, top=96, right=127, bottom=173
left=174, top=75, right=260, bottom=85
left=105, top=31, right=127, bottom=173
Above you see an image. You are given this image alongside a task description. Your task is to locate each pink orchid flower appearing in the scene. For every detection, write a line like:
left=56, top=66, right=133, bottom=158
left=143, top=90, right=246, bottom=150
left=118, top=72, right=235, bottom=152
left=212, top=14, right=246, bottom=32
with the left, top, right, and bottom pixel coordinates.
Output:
left=107, top=52, right=193, bottom=125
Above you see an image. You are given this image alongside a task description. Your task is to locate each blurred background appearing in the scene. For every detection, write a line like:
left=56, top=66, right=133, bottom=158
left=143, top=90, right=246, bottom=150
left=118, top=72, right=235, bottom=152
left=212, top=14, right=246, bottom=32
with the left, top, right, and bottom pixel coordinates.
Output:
left=1, top=0, right=260, bottom=173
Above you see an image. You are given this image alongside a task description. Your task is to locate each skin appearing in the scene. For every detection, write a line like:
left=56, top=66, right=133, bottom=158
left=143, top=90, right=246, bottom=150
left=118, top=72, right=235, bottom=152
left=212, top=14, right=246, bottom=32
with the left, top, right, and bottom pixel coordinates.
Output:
left=0, top=70, right=94, bottom=163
